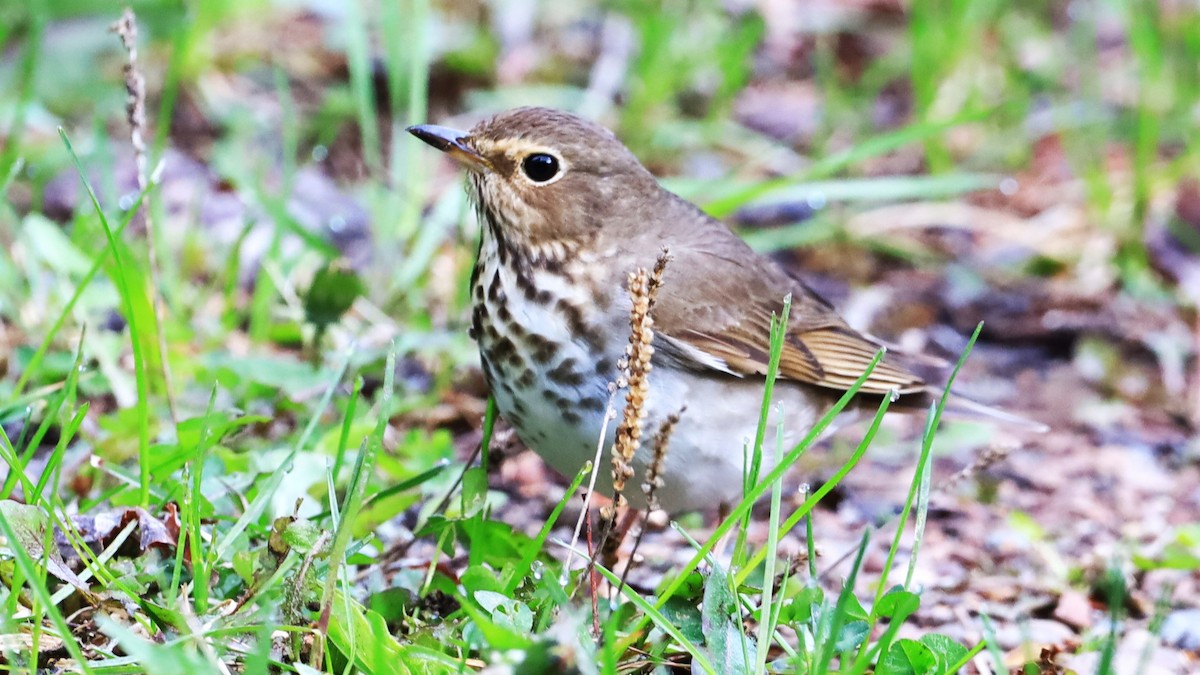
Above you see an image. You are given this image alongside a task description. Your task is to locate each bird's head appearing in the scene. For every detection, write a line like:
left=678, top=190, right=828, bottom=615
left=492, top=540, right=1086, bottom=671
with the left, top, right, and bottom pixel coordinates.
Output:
left=408, top=107, right=661, bottom=259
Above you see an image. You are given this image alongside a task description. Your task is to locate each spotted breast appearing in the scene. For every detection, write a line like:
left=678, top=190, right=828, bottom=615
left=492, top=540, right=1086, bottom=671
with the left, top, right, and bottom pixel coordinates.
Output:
left=468, top=197, right=621, bottom=484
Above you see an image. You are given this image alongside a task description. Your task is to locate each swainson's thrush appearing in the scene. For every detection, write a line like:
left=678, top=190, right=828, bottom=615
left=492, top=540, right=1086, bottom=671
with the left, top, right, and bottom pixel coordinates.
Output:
left=409, top=107, right=998, bottom=513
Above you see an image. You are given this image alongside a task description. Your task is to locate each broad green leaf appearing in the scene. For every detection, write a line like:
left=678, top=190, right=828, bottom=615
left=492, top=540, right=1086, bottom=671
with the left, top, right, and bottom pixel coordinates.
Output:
left=660, top=597, right=705, bottom=645
left=919, top=633, right=970, bottom=672
left=876, top=587, right=922, bottom=622
left=701, top=564, right=756, bottom=673
left=834, top=620, right=870, bottom=652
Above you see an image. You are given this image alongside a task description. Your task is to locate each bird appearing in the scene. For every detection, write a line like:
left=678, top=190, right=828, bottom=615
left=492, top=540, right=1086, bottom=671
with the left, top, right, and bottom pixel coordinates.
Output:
left=408, top=107, right=1025, bottom=514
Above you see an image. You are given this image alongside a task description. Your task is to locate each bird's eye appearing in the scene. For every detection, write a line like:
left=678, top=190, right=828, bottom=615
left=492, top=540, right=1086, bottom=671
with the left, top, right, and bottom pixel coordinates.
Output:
left=521, top=153, right=560, bottom=183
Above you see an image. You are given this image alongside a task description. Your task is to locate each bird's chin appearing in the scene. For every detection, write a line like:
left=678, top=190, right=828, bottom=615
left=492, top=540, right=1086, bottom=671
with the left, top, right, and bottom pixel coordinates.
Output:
left=471, top=178, right=535, bottom=233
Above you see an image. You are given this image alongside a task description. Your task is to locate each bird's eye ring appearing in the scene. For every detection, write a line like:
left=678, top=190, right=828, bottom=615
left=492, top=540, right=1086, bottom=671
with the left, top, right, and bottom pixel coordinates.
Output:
left=521, top=153, right=560, bottom=183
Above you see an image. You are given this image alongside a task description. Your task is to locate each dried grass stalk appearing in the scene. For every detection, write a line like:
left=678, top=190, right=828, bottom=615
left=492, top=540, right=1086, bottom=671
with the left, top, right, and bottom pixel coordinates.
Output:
left=642, top=406, right=681, bottom=513
left=110, top=8, right=178, bottom=423
left=605, top=248, right=671, bottom=517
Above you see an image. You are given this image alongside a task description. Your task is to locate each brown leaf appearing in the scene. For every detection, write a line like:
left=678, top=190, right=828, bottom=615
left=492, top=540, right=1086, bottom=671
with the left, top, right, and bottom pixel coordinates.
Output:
left=58, top=506, right=179, bottom=560
left=1, top=501, right=94, bottom=598
left=1052, top=589, right=1094, bottom=630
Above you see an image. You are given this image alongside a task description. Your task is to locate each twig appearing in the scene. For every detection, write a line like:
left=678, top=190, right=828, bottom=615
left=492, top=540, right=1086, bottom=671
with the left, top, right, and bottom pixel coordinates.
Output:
left=111, top=8, right=178, bottom=425
left=587, top=499, right=600, bottom=636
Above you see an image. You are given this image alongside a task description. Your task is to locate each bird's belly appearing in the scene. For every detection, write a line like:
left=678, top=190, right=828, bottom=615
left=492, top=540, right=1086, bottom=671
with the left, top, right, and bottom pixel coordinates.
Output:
left=630, top=368, right=825, bottom=512
left=481, top=318, right=826, bottom=512
left=481, top=334, right=613, bottom=476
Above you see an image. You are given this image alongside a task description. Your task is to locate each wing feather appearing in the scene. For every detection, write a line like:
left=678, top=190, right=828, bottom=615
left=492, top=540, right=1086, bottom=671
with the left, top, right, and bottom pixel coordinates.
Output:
left=638, top=193, right=927, bottom=397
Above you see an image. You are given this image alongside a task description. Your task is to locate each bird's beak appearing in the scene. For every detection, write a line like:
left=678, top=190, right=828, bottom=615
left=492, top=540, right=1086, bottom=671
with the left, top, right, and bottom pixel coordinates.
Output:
left=406, top=124, right=491, bottom=171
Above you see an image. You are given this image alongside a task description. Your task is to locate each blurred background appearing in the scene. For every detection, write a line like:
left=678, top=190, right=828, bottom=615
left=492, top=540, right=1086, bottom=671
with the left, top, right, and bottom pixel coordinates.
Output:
left=1, top=0, right=1199, bottom=671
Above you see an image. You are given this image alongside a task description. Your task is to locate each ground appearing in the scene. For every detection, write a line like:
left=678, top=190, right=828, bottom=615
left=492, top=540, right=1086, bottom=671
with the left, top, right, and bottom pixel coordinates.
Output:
left=0, top=0, right=1198, bottom=673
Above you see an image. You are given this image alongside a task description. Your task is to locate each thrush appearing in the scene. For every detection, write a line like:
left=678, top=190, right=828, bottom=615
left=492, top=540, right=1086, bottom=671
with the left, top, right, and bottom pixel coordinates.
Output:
left=409, top=107, right=1016, bottom=513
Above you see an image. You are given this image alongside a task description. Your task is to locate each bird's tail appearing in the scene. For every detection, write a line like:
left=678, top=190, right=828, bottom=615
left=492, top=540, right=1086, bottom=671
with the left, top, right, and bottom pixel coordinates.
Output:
left=927, top=387, right=1050, bottom=432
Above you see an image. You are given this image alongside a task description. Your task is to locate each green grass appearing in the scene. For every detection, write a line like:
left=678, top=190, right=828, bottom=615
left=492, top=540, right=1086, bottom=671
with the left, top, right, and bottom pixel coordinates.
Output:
left=1, top=0, right=1197, bottom=672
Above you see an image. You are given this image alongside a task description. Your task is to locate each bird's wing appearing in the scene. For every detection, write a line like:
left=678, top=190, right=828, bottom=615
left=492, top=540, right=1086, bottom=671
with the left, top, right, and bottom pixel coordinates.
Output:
left=659, top=310, right=925, bottom=395
left=649, top=215, right=925, bottom=396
